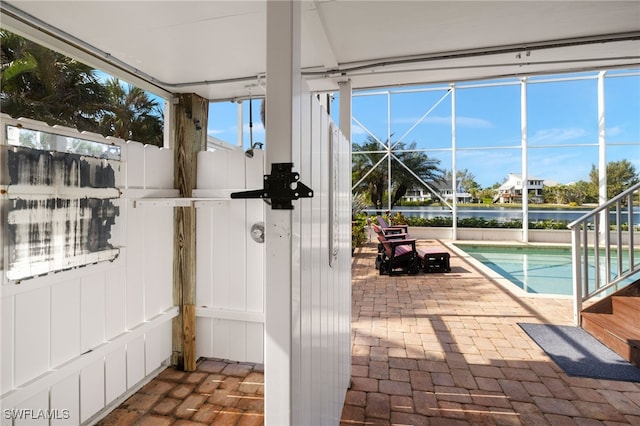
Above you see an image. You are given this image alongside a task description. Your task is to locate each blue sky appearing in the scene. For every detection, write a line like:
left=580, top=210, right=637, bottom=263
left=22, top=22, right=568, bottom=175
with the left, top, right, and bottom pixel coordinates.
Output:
left=207, top=70, right=640, bottom=189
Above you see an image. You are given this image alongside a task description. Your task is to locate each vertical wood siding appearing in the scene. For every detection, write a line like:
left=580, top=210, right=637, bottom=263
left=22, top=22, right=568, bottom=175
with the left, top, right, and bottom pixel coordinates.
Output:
left=291, top=94, right=352, bottom=425
left=1, top=96, right=352, bottom=424
left=0, top=117, right=176, bottom=424
left=195, top=148, right=265, bottom=364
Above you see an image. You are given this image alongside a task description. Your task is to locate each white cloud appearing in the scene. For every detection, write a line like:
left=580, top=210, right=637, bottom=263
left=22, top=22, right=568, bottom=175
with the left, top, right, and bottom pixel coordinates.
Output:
left=606, top=125, right=623, bottom=136
left=529, top=128, right=588, bottom=144
left=456, top=148, right=593, bottom=187
left=393, top=115, right=492, bottom=128
left=527, top=149, right=596, bottom=184
left=455, top=116, right=493, bottom=128
left=243, top=122, right=264, bottom=134
left=352, top=124, right=367, bottom=135
left=456, top=149, right=521, bottom=186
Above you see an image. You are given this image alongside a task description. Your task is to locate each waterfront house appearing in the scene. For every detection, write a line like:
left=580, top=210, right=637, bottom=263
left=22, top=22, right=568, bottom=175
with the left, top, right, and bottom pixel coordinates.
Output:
left=403, top=186, right=431, bottom=203
left=435, top=179, right=473, bottom=203
left=495, top=173, right=545, bottom=204
left=403, top=179, right=472, bottom=204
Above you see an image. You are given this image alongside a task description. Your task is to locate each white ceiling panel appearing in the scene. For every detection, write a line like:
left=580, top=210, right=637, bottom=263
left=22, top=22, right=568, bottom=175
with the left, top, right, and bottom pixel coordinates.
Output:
left=2, top=0, right=639, bottom=100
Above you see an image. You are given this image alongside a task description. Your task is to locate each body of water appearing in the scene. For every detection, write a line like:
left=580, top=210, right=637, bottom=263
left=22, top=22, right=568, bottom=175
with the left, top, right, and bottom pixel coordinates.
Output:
left=365, top=206, right=640, bottom=224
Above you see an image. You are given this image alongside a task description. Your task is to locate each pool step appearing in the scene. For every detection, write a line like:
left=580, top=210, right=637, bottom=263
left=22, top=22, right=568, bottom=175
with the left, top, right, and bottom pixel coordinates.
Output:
left=612, top=296, right=640, bottom=324
left=582, top=310, right=640, bottom=367
left=581, top=282, right=640, bottom=367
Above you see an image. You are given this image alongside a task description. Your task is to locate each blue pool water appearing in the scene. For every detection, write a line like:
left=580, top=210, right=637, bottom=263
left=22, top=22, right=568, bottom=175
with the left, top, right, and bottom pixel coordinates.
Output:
left=454, top=244, right=639, bottom=296
left=454, top=245, right=575, bottom=295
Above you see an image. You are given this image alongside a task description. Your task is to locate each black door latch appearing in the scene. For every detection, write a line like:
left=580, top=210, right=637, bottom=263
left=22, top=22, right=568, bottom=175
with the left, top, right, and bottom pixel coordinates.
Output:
left=230, top=163, right=313, bottom=209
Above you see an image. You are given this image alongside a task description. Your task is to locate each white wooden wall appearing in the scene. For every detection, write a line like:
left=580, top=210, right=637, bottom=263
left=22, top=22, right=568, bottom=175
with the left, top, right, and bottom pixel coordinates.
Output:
left=0, top=116, right=176, bottom=425
left=194, top=92, right=352, bottom=424
left=194, top=148, right=265, bottom=364
left=290, top=95, right=352, bottom=425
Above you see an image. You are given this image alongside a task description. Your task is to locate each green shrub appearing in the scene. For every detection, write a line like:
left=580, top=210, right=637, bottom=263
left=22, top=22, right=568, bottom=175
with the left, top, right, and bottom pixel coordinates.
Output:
left=390, top=212, right=409, bottom=225
left=395, top=200, right=434, bottom=207
left=352, top=212, right=368, bottom=248
left=530, top=219, right=569, bottom=230
left=383, top=212, right=577, bottom=230
left=405, top=215, right=452, bottom=227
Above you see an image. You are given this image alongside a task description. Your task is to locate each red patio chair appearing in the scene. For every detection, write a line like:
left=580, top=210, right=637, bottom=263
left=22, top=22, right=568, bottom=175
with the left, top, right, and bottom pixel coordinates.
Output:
left=376, top=215, right=409, bottom=235
left=372, top=224, right=419, bottom=275
left=372, top=223, right=451, bottom=274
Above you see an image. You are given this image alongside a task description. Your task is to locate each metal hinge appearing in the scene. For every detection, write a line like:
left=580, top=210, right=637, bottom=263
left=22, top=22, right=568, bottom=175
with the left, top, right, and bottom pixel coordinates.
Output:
left=230, top=163, right=313, bottom=210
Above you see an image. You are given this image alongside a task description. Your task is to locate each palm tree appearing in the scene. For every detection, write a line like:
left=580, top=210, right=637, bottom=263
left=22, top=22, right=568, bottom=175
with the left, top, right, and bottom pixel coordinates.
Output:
left=353, top=135, right=444, bottom=210
left=353, top=137, right=387, bottom=209
left=1, top=30, right=164, bottom=146
left=1, top=30, right=108, bottom=132
left=100, top=78, right=164, bottom=146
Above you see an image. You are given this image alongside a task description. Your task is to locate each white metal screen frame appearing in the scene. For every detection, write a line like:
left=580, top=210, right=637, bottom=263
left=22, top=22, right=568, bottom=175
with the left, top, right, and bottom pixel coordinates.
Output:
left=350, top=69, right=640, bottom=241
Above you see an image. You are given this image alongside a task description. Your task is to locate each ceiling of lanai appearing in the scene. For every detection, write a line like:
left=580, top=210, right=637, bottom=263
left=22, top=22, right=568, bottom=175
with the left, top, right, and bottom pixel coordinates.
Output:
left=1, top=1, right=639, bottom=100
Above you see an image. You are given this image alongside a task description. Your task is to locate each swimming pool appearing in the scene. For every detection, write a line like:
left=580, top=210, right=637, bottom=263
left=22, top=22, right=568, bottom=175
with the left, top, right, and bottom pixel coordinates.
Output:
left=453, top=244, right=575, bottom=295
left=453, top=244, right=638, bottom=296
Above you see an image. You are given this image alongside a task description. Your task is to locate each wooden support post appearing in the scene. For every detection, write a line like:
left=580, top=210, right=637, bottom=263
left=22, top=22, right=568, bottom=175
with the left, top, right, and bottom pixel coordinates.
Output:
left=172, top=93, right=207, bottom=371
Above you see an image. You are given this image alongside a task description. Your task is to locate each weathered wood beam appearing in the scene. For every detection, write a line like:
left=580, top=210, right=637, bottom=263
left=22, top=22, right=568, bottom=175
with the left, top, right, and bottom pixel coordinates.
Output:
left=172, top=93, right=207, bottom=371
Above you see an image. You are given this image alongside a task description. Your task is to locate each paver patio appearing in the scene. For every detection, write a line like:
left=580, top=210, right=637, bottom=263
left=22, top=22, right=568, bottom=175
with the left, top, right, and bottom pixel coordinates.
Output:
left=97, top=239, right=640, bottom=425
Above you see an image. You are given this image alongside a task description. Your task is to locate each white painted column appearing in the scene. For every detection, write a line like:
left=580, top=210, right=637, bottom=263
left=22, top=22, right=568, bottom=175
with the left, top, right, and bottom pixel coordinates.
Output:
left=163, top=98, right=174, bottom=149
left=451, top=84, right=458, bottom=240
left=237, top=101, right=244, bottom=148
left=338, top=79, right=352, bottom=384
left=520, top=78, right=529, bottom=243
left=264, top=1, right=301, bottom=424
left=387, top=91, right=392, bottom=211
left=598, top=71, right=607, bottom=205
left=338, top=80, right=352, bottom=142
left=597, top=71, right=608, bottom=246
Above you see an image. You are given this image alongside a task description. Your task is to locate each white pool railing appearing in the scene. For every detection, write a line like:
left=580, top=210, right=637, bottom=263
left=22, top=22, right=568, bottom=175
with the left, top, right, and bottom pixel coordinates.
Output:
left=569, top=181, right=640, bottom=325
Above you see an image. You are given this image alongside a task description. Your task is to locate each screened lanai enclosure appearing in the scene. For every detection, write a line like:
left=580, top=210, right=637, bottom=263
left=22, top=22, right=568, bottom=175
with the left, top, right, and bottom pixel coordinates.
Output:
left=346, top=70, right=640, bottom=242
left=1, top=1, right=640, bottom=425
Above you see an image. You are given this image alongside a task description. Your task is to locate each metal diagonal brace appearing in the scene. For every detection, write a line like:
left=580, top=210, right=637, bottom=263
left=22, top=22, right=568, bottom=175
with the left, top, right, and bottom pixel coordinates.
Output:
left=230, top=163, right=313, bottom=209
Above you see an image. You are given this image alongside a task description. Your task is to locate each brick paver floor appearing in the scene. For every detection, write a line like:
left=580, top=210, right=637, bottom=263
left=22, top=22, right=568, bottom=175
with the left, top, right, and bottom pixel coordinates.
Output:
left=96, top=359, right=264, bottom=426
left=342, top=241, right=640, bottom=425
left=97, top=239, right=640, bottom=425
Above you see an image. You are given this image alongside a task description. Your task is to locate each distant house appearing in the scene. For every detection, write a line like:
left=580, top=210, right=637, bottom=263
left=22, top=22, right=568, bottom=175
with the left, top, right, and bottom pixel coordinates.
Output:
left=495, top=173, right=545, bottom=204
left=436, top=179, right=473, bottom=203
left=403, top=179, right=472, bottom=203
left=403, top=187, right=432, bottom=202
